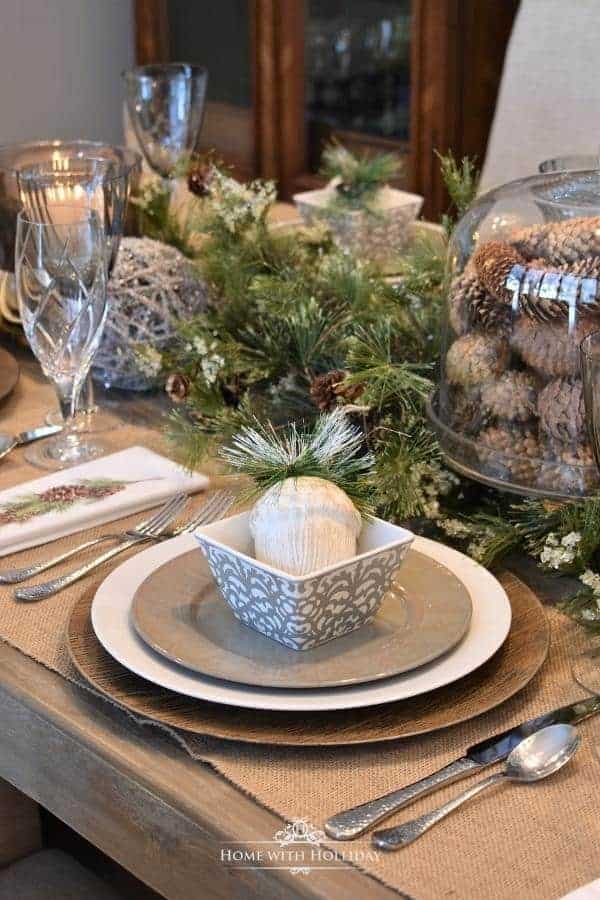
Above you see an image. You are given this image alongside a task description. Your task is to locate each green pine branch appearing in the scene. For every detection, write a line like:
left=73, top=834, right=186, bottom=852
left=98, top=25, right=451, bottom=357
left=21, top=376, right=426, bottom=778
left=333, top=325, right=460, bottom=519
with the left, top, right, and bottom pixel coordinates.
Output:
left=220, top=409, right=375, bottom=513
left=320, top=142, right=402, bottom=206
left=344, top=321, right=433, bottom=413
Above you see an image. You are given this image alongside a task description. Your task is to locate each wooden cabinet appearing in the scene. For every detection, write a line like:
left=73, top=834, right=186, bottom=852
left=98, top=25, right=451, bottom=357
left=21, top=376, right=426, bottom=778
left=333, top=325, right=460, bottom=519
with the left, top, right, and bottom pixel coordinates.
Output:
left=135, top=0, right=519, bottom=219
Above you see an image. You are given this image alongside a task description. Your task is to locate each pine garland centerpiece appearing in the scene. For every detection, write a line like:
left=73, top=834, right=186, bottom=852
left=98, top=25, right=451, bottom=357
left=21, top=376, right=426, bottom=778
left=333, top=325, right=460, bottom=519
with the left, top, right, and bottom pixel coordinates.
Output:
left=133, top=151, right=600, bottom=630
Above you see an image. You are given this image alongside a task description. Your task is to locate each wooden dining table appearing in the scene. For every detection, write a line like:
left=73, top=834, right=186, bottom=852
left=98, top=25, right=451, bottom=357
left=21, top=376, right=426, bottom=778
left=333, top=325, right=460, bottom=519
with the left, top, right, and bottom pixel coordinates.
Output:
left=0, top=336, right=597, bottom=900
left=0, top=346, right=401, bottom=900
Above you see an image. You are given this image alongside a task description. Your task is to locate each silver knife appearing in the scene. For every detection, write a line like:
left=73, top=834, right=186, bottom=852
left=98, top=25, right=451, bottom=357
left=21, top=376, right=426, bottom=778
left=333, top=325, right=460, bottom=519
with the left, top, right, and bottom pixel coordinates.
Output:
left=324, top=695, right=600, bottom=840
left=0, top=424, right=62, bottom=462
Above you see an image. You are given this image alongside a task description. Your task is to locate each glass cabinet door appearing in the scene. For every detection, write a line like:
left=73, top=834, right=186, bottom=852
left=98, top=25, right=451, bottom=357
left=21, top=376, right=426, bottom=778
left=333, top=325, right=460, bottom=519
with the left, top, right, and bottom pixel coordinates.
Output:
left=134, top=0, right=518, bottom=217
left=305, top=0, right=411, bottom=173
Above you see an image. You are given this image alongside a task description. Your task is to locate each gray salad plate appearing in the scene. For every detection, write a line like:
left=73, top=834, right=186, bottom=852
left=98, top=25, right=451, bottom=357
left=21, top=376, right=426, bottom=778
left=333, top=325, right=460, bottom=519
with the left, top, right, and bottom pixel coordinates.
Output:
left=130, top=549, right=472, bottom=690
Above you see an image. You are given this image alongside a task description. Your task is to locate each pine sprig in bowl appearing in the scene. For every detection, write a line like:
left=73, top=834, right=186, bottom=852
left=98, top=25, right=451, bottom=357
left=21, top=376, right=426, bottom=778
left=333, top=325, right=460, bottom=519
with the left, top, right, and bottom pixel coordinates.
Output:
left=220, top=408, right=375, bottom=514
left=320, top=142, right=402, bottom=209
left=217, top=410, right=376, bottom=577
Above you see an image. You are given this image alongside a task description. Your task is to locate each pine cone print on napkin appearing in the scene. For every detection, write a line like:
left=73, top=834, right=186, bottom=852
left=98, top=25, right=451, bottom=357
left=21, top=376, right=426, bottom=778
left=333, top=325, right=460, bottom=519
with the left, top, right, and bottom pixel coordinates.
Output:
left=0, top=479, right=129, bottom=527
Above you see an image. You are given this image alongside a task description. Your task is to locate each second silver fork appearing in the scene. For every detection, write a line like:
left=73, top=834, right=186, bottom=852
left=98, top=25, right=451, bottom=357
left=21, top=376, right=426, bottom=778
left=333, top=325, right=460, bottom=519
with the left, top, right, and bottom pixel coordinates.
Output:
left=127, top=489, right=235, bottom=542
left=15, top=493, right=188, bottom=602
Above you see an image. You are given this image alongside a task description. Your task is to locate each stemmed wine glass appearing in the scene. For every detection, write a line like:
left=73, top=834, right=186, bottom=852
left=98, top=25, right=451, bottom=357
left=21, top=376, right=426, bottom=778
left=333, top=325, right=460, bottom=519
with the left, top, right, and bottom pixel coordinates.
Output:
left=575, top=330, right=600, bottom=692
left=123, top=63, right=208, bottom=183
left=15, top=208, right=108, bottom=469
left=16, top=153, right=139, bottom=433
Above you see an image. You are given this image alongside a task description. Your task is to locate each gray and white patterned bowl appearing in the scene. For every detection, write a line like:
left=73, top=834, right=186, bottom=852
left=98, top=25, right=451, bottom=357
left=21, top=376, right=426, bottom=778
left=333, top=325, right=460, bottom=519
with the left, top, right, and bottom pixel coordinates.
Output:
left=194, top=512, right=414, bottom=651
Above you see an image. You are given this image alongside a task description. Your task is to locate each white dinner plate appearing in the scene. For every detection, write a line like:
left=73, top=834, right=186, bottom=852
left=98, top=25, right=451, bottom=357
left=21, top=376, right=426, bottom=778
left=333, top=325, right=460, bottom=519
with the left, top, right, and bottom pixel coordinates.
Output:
left=91, top=533, right=512, bottom=712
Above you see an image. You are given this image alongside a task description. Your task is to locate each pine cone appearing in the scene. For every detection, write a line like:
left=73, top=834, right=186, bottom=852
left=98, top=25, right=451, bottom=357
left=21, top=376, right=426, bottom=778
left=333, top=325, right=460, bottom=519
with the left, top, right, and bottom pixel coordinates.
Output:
left=166, top=372, right=191, bottom=403
left=187, top=160, right=212, bottom=198
left=472, top=241, right=524, bottom=307
left=544, top=256, right=600, bottom=280
left=537, top=440, right=598, bottom=495
left=480, top=371, right=539, bottom=424
left=38, top=485, right=88, bottom=503
left=510, top=315, right=598, bottom=377
left=448, top=265, right=511, bottom=335
left=538, top=377, right=586, bottom=443
left=478, top=424, right=542, bottom=485
left=520, top=256, right=600, bottom=321
left=472, top=240, right=600, bottom=322
left=310, top=370, right=363, bottom=411
left=445, top=386, right=483, bottom=435
left=445, top=333, right=509, bottom=387
left=512, top=216, right=600, bottom=265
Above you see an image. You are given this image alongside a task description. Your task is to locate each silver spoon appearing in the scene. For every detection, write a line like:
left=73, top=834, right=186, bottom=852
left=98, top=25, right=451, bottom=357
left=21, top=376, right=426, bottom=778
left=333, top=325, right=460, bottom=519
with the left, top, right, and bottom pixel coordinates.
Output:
left=0, top=424, right=62, bottom=462
left=372, top=723, right=581, bottom=850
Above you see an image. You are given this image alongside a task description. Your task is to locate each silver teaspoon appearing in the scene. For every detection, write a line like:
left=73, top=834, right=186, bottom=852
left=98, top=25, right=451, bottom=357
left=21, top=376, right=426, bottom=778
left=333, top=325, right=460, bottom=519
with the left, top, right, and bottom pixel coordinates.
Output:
left=372, top=723, right=580, bottom=851
left=0, top=425, right=62, bottom=462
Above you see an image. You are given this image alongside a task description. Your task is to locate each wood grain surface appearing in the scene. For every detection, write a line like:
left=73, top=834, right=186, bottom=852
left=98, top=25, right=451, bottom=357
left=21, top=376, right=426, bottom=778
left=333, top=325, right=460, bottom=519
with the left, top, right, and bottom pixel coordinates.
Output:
left=0, top=347, right=19, bottom=404
left=67, top=570, right=549, bottom=746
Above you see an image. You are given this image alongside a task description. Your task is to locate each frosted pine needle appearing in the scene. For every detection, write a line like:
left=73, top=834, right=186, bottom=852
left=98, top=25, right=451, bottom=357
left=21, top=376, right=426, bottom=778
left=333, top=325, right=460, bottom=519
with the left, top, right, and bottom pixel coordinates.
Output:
left=220, top=410, right=374, bottom=512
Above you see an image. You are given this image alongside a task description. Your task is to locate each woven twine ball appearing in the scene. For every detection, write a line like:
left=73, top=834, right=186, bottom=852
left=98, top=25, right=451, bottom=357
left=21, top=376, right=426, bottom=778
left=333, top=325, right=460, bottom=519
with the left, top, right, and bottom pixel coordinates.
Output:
left=480, top=370, right=539, bottom=424
left=510, top=315, right=598, bottom=378
left=477, top=424, right=543, bottom=486
left=93, top=237, right=208, bottom=390
left=445, top=332, right=509, bottom=388
left=537, top=377, right=586, bottom=443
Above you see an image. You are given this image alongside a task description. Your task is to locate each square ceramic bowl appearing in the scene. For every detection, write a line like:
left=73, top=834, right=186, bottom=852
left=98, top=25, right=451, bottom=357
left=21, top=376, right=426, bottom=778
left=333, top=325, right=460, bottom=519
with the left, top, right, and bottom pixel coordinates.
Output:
left=195, top=511, right=414, bottom=651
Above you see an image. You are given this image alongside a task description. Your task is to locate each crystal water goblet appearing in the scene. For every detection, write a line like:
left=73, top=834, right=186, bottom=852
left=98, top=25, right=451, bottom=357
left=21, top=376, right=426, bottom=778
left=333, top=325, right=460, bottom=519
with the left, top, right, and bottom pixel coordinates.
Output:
left=123, top=63, right=208, bottom=182
left=18, top=157, right=128, bottom=275
left=16, top=153, right=139, bottom=433
left=574, top=330, right=600, bottom=692
left=15, top=208, right=108, bottom=469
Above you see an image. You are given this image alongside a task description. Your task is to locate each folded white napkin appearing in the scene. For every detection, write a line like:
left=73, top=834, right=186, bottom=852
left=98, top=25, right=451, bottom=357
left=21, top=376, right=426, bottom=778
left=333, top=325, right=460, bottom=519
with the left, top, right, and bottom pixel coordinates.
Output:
left=0, top=446, right=209, bottom=556
left=562, top=880, right=600, bottom=899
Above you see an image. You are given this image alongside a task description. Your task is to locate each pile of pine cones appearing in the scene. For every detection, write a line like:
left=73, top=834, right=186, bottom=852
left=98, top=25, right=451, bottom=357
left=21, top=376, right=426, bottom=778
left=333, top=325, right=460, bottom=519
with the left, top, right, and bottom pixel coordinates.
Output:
left=443, top=215, right=600, bottom=495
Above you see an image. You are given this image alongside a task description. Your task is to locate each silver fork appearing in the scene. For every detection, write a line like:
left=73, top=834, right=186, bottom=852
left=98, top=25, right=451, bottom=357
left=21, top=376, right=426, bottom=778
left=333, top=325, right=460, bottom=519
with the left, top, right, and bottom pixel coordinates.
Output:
left=0, top=496, right=192, bottom=585
left=14, top=493, right=188, bottom=602
left=127, top=489, right=235, bottom=542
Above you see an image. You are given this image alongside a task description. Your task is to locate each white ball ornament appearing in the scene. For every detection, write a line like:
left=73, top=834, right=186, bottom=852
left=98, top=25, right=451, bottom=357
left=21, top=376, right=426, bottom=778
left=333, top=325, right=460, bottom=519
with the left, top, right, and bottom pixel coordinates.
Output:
left=249, top=476, right=362, bottom=576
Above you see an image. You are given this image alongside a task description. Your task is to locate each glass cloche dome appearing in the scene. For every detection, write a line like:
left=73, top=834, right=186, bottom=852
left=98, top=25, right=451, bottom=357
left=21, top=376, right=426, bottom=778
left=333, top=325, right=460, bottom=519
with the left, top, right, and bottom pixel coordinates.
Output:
left=428, top=169, right=600, bottom=498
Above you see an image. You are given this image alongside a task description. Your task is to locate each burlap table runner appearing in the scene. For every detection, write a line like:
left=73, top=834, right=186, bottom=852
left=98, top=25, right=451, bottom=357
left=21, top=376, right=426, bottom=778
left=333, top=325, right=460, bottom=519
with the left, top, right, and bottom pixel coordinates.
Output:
left=1, top=364, right=599, bottom=900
